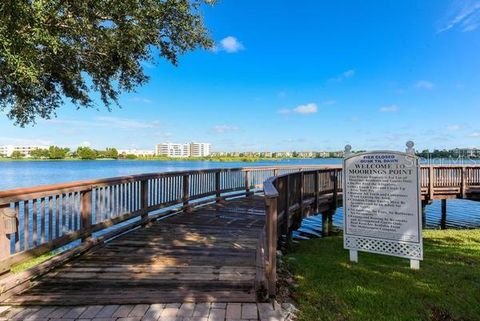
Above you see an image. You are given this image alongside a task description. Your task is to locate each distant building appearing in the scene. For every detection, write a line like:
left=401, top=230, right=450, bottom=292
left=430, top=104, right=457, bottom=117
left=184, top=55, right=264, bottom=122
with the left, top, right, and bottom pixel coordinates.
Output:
left=155, top=143, right=189, bottom=157
left=297, top=151, right=316, bottom=158
left=456, top=148, right=480, bottom=158
left=189, top=142, right=211, bottom=157
left=331, top=151, right=344, bottom=158
left=317, top=151, right=330, bottom=158
left=211, top=152, right=227, bottom=157
left=273, top=151, right=293, bottom=158
left=243, top=151, right=260, bottom=157
left=0, top=145, right=49, bottom=157
left=118, top=149, right=155, bottom=157
left=155, top=142, right=211, bottom=157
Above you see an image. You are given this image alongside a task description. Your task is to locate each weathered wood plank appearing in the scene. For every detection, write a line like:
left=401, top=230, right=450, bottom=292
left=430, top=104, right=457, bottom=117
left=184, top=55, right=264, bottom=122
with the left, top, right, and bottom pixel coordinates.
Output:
left=5, top=197, right=265, bottom=305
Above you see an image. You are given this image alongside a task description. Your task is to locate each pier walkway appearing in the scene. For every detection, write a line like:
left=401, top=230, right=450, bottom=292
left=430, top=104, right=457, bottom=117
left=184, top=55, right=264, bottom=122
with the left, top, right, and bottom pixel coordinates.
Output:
left=0, top=302, right=285, bottom=321
left=5, top=197, right=266, bottom=305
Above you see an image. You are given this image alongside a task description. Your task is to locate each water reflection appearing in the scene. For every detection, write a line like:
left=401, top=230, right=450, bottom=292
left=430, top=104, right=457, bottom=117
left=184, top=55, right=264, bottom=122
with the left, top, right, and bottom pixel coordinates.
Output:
left=294, top=199, right=480, bottom=240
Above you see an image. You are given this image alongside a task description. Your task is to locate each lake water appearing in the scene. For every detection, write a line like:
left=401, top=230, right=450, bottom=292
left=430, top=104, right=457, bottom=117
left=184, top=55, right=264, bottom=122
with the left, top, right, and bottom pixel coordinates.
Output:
left=0, top=158, right=342, bottom=190
left=1, top=158, right=479, bottom=229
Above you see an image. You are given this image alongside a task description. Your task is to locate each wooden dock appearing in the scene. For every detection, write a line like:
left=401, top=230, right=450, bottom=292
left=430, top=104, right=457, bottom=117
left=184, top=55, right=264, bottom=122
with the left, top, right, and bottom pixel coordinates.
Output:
left=5, top=197, right=266, bottom=305
left=0, top=302, right=286, bottom=320
left=0, top=165, right=479, bottom=308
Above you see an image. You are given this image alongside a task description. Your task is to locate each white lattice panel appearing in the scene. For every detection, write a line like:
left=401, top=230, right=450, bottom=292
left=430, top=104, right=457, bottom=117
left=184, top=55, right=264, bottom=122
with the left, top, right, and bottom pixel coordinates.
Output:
left=345, top=236, right=423, bottom=260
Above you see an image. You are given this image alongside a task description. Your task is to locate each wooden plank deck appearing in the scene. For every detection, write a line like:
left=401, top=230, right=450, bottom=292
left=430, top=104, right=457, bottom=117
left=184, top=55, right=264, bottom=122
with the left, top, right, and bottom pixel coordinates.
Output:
left=5, top=196, right=267, bottom=305
left=0, top=302, right=285, bottom=320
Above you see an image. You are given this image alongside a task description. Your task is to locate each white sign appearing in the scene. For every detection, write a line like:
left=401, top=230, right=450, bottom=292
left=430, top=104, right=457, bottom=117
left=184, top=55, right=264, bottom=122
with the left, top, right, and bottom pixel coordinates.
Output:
left=343, top=143, right=423, bottom=269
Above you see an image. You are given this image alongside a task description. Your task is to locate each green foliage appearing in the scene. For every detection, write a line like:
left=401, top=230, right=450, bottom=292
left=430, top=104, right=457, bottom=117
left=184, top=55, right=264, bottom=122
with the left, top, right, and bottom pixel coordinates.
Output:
left=30, top=148, right=49, bottom=159
left=286, top=229, right=480, bottom=321
left=124, top=154, right=138, bottom=159
left=11, top=251, right=57, bottom=274
left=48, top=145, right=69, bottom=159
left=76, top=146, right=97, bottom=160
left=0, top=0, right=214, bottom=126
left=101, top=147, right=119, bottom=159
left=10, top=151, right=23, bottom=159
left=416, top=149, right=479, bottom=159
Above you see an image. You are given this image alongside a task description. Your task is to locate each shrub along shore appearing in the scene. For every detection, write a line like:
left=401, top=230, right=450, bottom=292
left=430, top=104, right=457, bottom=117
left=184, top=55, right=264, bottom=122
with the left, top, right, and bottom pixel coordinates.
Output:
left=285, top=229, right=480, bottom=321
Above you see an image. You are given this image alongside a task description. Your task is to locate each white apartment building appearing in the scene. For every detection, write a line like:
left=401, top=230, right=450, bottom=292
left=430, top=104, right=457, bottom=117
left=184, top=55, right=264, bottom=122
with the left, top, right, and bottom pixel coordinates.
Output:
left=155, top=143, right=190, bottom=157
left=456, top=148, right=480, bottom=157
left=118, top=149, right=155, bottom=157
left=189, top=142, right=211, bottom=157
left=155, top=142, right=211, bottom=157
left=0, top=145, right=49, bottom=157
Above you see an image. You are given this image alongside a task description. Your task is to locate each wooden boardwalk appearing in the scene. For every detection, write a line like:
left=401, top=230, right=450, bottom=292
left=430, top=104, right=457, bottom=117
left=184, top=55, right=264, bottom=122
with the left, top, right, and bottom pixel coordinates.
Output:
left=0, top=302, right=285, bottom=321
left=2, top=164, right=479, bottom=315
left=5, top=197, right=267, bottom=306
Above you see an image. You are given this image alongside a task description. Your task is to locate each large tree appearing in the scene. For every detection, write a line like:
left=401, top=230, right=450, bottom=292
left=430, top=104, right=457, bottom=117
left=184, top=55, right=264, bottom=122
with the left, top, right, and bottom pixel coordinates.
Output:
left=0, top=0, right=214, bottom=126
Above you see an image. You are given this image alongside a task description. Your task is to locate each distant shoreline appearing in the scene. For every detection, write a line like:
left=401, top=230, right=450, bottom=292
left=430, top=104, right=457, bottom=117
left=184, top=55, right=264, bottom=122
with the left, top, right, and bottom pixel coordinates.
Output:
left=0, top=156, right=343, bottom=163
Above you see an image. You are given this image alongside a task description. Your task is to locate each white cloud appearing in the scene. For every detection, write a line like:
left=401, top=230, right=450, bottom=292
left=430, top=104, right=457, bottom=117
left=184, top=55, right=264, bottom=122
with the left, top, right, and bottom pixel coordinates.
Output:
left=211, top=125, right=239, bottom=134
left=469, top=132, right=480, bottom=137
left=279, top=103, right=318, bottom=115
left=379, top=105, right=398, bottom=113
left=329, top=69, right=355, bottom=82
left=415, top=80, right=435, bottom=90
left=438, top=0, right=480, bottom=33
left=293, top=103, right=318, bottom=114
left=278, top=91, right=287, bottom=98
left=216, top=36, right=244, bottom=53
left=79, top=141, right=91, bottom=147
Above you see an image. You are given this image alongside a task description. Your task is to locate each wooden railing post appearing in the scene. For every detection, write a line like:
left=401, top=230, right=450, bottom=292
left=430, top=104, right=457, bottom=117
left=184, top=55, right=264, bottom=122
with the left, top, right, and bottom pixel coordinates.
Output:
left=265, top=196, right=278, bottom=297
left=283, top=176, right=291, bottom=239
left=0, top=204, right=11, bottom=261
left=332, top=170, right=338, bottom=208
left=429, top=166, right=435, bottom=200
left=80, top=189, right=92, bottom=241
left=141, top=180, right=149, bottom=223
left=215, top=171, right=222, bottom=203
left=299, top=172, right=305, bottom=217
left=314, top=171, right=320, bottom=213
left=461, top=167, right=467, bottom=198
left=183, top=174, right=190, bottom=211
left=245, top=170, right=252, bottom=197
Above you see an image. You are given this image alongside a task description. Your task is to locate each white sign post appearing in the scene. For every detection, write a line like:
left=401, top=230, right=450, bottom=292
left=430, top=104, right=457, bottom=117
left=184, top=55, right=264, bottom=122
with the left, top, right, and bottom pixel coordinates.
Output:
left=343, top=142, right=423, bottom=269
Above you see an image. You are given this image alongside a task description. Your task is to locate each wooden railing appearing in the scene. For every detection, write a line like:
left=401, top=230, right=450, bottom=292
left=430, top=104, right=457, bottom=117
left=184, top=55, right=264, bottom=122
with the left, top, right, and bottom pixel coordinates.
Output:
left=262, top=168, right=342, bottom=296
left=262, top=164, right=480, bottom=296
left=0, top=165, right=328, bottom=275
left=420, top=165, right=480, bottom=200
left=1, top=164, right=480, bottom=292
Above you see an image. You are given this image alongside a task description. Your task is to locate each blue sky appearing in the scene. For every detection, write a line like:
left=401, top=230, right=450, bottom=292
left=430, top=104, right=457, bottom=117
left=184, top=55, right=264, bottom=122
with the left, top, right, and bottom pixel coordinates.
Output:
left=1, top=0, right=480, bottom=152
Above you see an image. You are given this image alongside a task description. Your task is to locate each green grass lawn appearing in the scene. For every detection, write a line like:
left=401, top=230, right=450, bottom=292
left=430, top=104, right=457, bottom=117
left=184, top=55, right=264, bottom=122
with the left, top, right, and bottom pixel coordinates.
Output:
left=285, top=229, right=480, bottom=321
